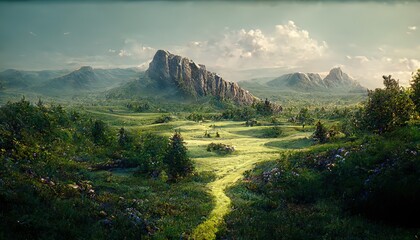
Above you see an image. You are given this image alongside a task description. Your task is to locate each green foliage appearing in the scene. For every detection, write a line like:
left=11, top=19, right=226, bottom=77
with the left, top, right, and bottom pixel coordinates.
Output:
left=126, top=101, right=151, bottom=112
left=362, top=75, right=415, bottom=133
left=136, top=132, right=169, bottom=174
left=261, top=126, right=283, bottom=138
left=313, top=121, right=328, bottom=143
left=222, top=106, right=256, bottom=121
left=117, top=127, right=131, bottom=149
left=206, top=142, right=235, bottom=155
left=410, top=69, right=420, bottom=114
left=91, top=120, right=109, bottom=145
left=164, top=132, right=194, bottom=179
left=253, top=98, right=282, bottom=116
left=153, top=115, right=173, bottom=124
left=220, top=126, right=420, bottom=239
left=187, top=112, right=205, bottom=122
left=245, top=119, right=258, bottom=127
left=328, top=129, right=420, bottom=226
left=296, top=107, right=314, bottom=126
left=0, top=100, right=212, bottom=239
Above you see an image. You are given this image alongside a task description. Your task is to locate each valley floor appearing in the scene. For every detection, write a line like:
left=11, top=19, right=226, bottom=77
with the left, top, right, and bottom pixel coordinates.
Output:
left=86, top=108, right=313, bottom=239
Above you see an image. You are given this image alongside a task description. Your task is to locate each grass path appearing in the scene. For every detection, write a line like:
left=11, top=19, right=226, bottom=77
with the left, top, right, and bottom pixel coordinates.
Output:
left=176, top=121, right=311, bottom=239
left=85, top=109, right=311, bottom=239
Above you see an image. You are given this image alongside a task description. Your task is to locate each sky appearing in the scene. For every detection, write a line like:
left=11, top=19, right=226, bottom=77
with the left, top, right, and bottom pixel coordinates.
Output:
left=0, top=1, right=419, bottom=88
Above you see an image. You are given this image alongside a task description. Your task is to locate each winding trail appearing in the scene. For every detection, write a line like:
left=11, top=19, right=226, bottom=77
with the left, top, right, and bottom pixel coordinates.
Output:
left=177, top=121, right=311, bottom=239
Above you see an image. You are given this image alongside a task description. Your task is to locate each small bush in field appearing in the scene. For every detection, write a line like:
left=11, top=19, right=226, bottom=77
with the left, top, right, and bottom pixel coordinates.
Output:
left=154, top=115, right=172, bottom=124
left=207, top=143, right=235, bottom=155
left=261, top=126, right=283, bottom=138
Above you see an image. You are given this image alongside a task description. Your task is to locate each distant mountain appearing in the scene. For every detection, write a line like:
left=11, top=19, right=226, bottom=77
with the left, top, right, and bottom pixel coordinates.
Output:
left=323, top=67, right=361, bottom=88
left=38, top=67, right=139, bottom=95
left=46, top=66, right=98, bottom=90
left=108, top=50, right=258, bottom=105
left=268, top=72, right=324, bottom=90
left=266, top=67, right=365, bottom=92
left=0, top=67, right=139, bottom=96
left=0, top=69, right=71, bottom=89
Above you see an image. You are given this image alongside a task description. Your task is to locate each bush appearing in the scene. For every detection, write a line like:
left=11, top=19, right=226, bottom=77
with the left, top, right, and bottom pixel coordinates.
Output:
left=187, top=112, right=205, bottom=122
left=245, top=119, right=258, bottom=127
left=328, top=131, right=420, bottom=227
left=261, top=126, right=283, bottom=138
left=154, top=115, right=173, bottom=124
left=206, top=143, right=235, bottom=155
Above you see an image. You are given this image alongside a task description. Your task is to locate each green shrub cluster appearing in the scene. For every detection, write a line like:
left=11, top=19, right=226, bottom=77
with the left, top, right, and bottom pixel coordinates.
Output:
left=0, top=99, right=200, bottom=239
left=206, top=143, right=235, bottom=155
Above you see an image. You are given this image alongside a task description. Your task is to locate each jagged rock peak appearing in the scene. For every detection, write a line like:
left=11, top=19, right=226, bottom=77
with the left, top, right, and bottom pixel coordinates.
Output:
left=147, top=50, right=257, bottom=105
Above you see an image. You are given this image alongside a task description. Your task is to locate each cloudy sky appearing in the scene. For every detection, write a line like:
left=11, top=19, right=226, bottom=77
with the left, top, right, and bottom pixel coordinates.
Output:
left=0, top=1, right=419, bottom=87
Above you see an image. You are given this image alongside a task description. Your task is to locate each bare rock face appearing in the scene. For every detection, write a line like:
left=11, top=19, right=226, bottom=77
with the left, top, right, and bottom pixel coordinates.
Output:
left=147, top=50, right=257, bottom=105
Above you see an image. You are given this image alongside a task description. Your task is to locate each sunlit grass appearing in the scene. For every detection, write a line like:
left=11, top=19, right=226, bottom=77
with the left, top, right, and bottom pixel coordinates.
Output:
left=81, top=108, right=314, bottom=238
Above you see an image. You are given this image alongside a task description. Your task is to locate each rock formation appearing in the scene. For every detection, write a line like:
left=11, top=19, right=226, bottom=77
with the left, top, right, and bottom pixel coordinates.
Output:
left=147, top=50, right=257, bottom=105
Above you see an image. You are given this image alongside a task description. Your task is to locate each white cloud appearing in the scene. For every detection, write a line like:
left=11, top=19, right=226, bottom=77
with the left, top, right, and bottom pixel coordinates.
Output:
left=116, top=39, right=156, bottom=60
left=118, top=49, right=132, bottom=57
left=172, top=20, right=328, bottom=71
left=63, top=32, right=71, bottom=35
left=342, top=54, right=420, bottom=88
left=29, top=31, right=37, bottom=37
left=108, top=49, right=116, bottom=53
left=407, top=26, right=417, bottom=35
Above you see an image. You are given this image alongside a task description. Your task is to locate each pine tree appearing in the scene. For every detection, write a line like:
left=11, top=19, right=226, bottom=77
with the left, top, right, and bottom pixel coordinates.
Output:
left=164, top=131, right=194, bottom=179
left=118, top=127, right=128, bottom=148
left=313, top=121, right=328, bottom=143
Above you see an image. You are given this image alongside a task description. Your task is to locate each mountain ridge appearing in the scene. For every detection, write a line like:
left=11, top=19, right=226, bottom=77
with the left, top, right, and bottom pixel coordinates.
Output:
left=265, top=67, right=365, bottom=92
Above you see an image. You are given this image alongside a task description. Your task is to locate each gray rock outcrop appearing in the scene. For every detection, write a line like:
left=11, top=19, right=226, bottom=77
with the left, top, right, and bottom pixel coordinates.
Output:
left=147, top=50, right=257, bottom=105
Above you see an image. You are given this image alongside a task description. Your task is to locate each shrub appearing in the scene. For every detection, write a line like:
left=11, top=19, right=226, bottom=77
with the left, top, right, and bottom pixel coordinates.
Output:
left=261, top=126, right=283, bottom=138
left=206, top=143, right=235, bottom=155
left=187, top=112, right=205, bottom=122
left=245, top=119, right=258, bottom=127
left=154, top=115, right=173, bottom=124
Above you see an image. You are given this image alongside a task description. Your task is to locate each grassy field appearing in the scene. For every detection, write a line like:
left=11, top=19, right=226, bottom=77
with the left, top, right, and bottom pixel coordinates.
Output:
left=84, top=107, right=313, bottom=239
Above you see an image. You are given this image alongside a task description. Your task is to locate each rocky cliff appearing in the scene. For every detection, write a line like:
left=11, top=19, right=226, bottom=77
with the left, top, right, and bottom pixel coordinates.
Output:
left=147, top=50, right=257, bottom=105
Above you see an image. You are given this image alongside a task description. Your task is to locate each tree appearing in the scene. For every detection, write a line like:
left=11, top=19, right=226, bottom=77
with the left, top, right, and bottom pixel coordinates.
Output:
left=164, top=131, right=194, bottom=179
left=313, top=121, right=328, bottom=143
left=91, top=120, right=107, bottom=145
left=297, top=108, right=313, bottom=127
left=362, top=75, right=414, bottom=133
left=117, top=127, right=132, bottom=148
left=137, top=132, right=168, bottom=174
left=410, top=69, right=420, bottom=114
left=256, top=98, right=283, bottom=115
